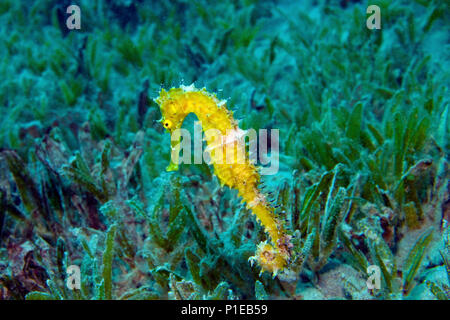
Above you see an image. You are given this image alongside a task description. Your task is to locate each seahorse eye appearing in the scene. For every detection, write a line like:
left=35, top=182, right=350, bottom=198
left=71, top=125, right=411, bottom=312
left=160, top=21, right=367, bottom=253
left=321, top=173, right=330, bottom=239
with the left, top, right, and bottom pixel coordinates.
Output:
left=163, top=119, right=172, bottom=129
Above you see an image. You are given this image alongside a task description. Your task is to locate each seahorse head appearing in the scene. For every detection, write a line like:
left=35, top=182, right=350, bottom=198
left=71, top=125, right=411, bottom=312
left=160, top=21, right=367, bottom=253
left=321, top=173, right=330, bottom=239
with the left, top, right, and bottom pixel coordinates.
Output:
left=154, top=87, right=188, bottom=133
left=154, top=86, right=195, bottom=171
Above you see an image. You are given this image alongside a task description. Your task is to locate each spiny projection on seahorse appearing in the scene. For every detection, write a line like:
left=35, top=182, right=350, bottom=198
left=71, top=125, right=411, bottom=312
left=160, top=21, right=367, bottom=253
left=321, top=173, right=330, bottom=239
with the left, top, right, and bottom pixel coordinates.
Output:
left=154, top=84, right=292, bottom=276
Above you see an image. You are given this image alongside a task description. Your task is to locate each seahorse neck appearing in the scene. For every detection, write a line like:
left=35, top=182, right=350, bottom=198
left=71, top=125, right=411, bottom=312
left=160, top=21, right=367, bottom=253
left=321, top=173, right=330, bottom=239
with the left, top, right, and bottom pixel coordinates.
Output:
left=183, top=92, right=235, bottom=134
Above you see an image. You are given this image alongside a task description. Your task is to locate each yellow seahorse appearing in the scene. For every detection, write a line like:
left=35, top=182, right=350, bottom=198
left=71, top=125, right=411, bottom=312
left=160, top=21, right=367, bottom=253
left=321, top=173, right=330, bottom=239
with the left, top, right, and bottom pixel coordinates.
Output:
left=154, top=84, right=292, bottom=276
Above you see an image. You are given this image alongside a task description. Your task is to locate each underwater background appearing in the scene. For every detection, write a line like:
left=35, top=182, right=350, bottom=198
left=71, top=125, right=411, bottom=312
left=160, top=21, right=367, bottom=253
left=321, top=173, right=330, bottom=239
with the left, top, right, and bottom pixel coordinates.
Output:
left=0, top=0, right=448, bottom=300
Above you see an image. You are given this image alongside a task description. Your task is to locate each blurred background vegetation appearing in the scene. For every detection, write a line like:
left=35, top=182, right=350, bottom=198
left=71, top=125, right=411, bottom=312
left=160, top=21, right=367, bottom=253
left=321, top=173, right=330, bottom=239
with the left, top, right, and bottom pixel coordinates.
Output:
left=0, top=0, right=448, bottom=299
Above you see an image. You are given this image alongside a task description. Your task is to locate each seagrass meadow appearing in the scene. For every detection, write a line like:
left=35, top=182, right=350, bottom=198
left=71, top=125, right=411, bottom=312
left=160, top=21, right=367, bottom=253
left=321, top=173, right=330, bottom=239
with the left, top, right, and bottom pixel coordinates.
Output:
left=0, top=0, right=448, bottom=300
